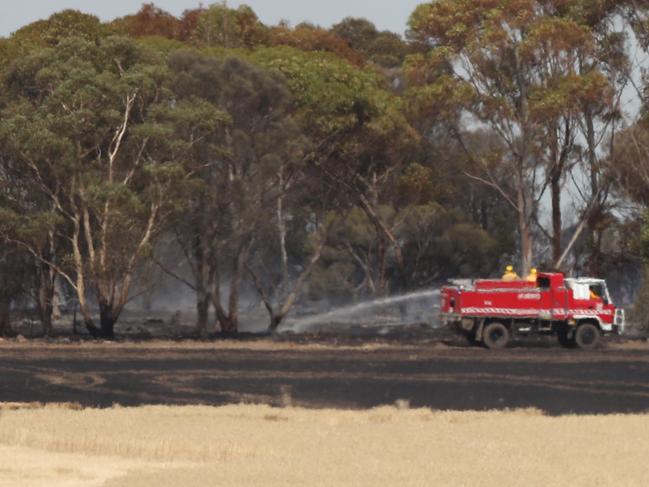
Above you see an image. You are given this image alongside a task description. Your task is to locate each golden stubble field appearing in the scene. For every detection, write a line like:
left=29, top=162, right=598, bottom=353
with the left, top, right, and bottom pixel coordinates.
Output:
left=0, top=403, right=648, bottom=487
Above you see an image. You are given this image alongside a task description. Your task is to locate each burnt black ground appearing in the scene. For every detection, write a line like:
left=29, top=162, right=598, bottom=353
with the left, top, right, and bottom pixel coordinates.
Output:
left=1, top=332, right=648, bottom=415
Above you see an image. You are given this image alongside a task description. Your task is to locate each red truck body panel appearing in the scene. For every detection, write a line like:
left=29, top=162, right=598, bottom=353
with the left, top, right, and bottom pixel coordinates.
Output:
left=441, top=272, right=619, bottom=330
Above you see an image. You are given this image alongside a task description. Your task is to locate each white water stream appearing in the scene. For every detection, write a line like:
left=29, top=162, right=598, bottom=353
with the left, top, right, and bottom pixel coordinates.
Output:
left=286, top=288, right=441, bottom=332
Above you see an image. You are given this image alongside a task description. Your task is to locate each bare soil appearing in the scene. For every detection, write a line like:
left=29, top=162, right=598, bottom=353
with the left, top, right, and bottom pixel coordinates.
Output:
left=0, top=334, right=648, bottom=414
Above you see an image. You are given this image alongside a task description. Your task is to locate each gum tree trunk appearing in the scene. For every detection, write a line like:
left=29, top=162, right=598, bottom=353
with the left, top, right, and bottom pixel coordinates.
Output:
left=38, top=261, right=55, bottom=337
left=38, top=233, right=58, bottom=336
left=0, top=295, right=12, bottom=337
left=196, top=288, right=211, bottom=335
left=517, top=184, right=534, bottom=277
left=99, top=301, right=117, bottom=339
left=247, top=236, right=327, bottom=333
left=551, top=171, right=562, bottom=265
left=213, top=238, right=253, bottom=334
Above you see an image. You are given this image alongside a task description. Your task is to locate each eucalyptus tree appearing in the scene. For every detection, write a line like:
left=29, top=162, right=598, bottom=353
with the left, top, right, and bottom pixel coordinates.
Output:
left=193, top=3, right=267, bottom=48
left=331, top=17, right=410, bottom=68
left=0, top=36, right=191, bottom=338
left=407, top=0, right=625, bottom=274
left=253, top=47, right=418, bottom=297
left=0, top=159, right=34, bottom=336
left=165, top=50, right=306, bottom=333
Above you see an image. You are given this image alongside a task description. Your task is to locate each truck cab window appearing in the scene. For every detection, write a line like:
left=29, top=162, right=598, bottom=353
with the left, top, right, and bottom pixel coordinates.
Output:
left=590, top=284, right=609, bottom=304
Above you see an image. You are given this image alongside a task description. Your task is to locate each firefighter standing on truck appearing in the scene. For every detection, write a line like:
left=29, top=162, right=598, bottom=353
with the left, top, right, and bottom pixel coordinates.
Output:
left=526, top=268, right=538, bottom=283
left=502, top=265, right=519, bottom=281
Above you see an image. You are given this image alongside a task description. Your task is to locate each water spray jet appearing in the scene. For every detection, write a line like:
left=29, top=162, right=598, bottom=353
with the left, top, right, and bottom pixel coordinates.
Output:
left=284, top=288, right=441, bottom=333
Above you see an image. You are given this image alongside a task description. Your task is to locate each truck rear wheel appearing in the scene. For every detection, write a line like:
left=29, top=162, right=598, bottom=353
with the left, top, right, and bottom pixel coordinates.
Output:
left=575, top=323, right=601, bottom=350
left=483, top=322, right=509, bottom=350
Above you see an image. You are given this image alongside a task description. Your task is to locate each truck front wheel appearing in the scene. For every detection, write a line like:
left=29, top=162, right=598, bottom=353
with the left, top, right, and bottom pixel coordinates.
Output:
left=483, top=322, right=509, bottom=350
left=575, top=323, right=601, bottom=350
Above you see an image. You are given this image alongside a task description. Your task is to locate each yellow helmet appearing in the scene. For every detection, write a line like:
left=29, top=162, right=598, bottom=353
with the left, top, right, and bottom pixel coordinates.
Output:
left=530, top=268, right=537, bottom=274
left=506, top=265, right=514, bottom=272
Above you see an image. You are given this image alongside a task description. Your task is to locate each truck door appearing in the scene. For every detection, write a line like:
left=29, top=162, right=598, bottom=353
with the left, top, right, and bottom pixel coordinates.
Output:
left=550, top=286, right=568, bottom=320
left=540, top=276, right=567, bottom=320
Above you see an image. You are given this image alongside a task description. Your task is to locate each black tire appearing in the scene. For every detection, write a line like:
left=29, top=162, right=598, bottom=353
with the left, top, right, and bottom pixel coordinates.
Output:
left=557, top=326, right=575, bottom=348
left=575, top=323, right=601, bottom=350
left=483, top=322, right=510, bottom=350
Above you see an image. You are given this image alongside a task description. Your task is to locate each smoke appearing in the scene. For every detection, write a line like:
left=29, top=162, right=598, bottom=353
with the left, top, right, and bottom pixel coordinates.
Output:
left=124, top=236, right=445, bottom=334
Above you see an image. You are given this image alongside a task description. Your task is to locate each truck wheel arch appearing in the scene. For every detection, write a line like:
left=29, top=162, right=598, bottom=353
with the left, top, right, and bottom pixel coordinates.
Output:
left=575, top=318, right=602, bottom=330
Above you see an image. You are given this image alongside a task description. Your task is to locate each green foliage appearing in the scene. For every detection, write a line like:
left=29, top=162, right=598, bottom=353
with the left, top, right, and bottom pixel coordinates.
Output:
left=406, top=0, right=631, bottom=275
left=136, top=36, right=186, bottom=54
left=407, top=0, right=612, bottom=123
left=552, top=0, right=623, bottom=27
left=0, top=208, right=62, bottom=250
left=251, top=46, right=389, bottom=134
left=10, top=10, right=104, bottom=47
left=165, top=47, right=306, bottom=253
left=308, top=260, right=357, bottom=301
left=398, top=203, right=498, bottom=281
left=629, top=214, right=649, bottom=331
left=638, top=212, right=649, bottom=262
left=0, top=242, right=32, bottom=319
left=331, top=17, right=410, bottom=68
left=309, top=207, right=389, bottom=300
left=193, top=3, right=268, bottom=48
left=0, top=10, right=106, bottom=72
left=113, top=4, right=182, bottom=39
left=397, top=163, right=436, bottom=206
left=268, top=22, right=364, bottom=65
left=310, top=200, right=499, bottom=300
left=0, top=35, right=209, bottom=334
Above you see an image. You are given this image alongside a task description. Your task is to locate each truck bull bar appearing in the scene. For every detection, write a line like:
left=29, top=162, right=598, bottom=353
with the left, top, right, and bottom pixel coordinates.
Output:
left=614, top=309, right=625, bottom=335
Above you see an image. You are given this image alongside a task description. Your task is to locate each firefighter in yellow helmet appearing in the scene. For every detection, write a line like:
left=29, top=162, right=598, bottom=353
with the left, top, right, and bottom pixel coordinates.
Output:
left=526, top=267, right=538, bottom=283
left=502, top=265, right=519, bottom=281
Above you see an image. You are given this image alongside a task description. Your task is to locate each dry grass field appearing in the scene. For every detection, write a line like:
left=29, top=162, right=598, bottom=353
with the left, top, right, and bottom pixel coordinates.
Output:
left=0, top=403, right=648, bottom=487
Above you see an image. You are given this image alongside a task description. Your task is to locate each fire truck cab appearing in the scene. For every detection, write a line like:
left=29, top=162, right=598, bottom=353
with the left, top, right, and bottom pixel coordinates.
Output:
left=440, top=272, right=625, bottom=350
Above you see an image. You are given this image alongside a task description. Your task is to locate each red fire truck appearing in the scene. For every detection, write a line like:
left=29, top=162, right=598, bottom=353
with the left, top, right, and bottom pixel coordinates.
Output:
left=440, top=272, right=625, bottom=349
